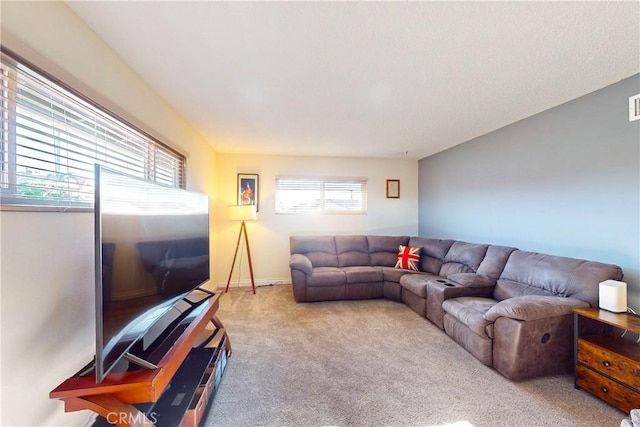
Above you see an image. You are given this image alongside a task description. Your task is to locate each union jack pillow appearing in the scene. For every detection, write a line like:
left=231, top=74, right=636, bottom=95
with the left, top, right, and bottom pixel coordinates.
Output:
left=395, top=245, right=421, bottom=271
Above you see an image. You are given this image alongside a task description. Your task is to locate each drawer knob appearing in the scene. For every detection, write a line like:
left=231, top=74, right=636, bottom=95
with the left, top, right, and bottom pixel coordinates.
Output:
left=602, top=361, right=611, bottom=368
left=600, top=386, right=609, bottom=393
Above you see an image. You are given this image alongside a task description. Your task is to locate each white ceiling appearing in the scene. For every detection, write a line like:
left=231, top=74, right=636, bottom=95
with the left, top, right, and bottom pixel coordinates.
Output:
left=66, top=1, right=640, bottom=160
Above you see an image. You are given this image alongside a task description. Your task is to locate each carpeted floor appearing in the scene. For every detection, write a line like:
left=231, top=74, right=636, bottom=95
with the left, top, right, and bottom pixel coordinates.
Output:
left=204, top=284, right=624, bottom=427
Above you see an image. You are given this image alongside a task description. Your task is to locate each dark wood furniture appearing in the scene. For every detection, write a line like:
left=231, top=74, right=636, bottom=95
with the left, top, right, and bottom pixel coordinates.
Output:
left=50, top=291, right=230, bottom=427
left=573, top=307, right=640, bottom=413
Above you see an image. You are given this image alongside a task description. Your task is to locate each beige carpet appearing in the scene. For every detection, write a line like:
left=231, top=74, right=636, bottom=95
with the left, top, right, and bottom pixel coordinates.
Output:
left=205, top=284, right=624, bottom=427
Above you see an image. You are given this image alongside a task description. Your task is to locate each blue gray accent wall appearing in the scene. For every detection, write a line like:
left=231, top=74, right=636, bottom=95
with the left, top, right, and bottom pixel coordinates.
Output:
left=419, top=74, right=640, bottom=309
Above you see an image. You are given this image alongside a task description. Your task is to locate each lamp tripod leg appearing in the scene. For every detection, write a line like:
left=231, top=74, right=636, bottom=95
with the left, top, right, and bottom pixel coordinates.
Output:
left=225, top=220, right=244, bottom=293
left=243, top=221, right=256, bottom=294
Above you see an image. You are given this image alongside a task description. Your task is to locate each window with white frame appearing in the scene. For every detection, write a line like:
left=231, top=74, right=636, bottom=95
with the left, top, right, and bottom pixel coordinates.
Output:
left=275, top=176, right=368, bottom=214
left=0, top=48, right=185, bottom=209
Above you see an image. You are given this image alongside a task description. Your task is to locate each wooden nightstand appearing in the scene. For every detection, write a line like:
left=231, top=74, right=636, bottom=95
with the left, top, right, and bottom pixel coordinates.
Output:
left=573, top=307, right=640, bottom=413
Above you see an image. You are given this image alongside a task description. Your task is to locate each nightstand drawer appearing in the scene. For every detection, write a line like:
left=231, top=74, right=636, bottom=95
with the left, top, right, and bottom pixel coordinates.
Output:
left=578, top=337, right=640, bottom=389
left=576, top=365, right=640, bottom=414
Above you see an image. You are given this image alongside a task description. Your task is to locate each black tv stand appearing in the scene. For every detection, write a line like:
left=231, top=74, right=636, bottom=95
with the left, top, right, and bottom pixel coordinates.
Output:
left=195, top=286, right=216, bottom=296
left=123, top=352, right=157, bottom=371
left=75, top=293, right=213, bottom=379
left=50, top=290, right=231, bottom=427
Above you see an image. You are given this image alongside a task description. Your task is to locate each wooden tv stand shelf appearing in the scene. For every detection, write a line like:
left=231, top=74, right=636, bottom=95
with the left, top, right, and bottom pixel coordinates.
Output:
left=573, top=307, right=640, bottom=413
left=50, top=291, right=231, bottom=427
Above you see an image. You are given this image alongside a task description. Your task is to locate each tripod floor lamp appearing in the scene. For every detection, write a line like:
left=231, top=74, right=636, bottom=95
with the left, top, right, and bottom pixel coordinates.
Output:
left=225, top=205, right=257, bottom=294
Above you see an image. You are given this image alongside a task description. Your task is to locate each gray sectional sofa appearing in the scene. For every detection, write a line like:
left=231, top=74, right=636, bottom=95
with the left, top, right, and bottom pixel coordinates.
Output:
left=289, top=235, right=623, bottom=380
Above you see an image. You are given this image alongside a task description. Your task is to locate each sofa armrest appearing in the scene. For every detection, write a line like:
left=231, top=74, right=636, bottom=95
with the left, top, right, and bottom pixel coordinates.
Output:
left=446, top=273, right=496, bottom=288
left=484, top=295, right=590, bottom=322
left=289, top=254, right=313, bottom=275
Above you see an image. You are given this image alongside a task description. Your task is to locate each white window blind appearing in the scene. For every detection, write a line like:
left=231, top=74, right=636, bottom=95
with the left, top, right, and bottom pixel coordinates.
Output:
left=0, top=49, right=185, bottom=209
left=275, top=176, right=368, bottom=214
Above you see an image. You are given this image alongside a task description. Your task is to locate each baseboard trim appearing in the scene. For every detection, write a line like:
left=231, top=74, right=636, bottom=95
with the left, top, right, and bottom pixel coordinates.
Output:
left=216, top=278, right=290, bottom=290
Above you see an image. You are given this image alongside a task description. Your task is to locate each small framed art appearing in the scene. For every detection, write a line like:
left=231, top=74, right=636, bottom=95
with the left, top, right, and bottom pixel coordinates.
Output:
left=238, top=173, right=259, bottom=211
left=386, top=179, right=400, bottom=199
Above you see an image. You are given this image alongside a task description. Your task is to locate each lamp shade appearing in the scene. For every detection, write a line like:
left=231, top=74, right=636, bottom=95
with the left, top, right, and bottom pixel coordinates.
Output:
left=228, top=204, right=257, bottom=221
left=599, top=280, right=627, bottom=313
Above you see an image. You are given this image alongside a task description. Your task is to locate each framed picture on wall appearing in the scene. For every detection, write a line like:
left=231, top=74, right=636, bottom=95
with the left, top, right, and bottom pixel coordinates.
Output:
left=238, top=173, right=259, bottom=211
left=386, top=179, right=400, bottom=199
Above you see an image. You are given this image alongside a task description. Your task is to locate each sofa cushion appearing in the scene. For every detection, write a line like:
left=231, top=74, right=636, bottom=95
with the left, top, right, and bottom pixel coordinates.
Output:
left=408, top=237, right=454, bottom=274
left=395, top=245, right=421, bottom=271
left=307, top=267, right=346, bottom=287
left=476, top=245, right=518, bottom=279
left=440, top=241, right=489, bottom=277
left=379, top=266, right=418, bottom=283
left=442, top=297, right=497, bottom=338
left=290, top=236, right=337, bottom=267
left=342, top=266, right=383, bottom=284
left=368, top=235, right=410, bottom=267
left=336, top=235, right=371, bottom=267
left=399, top=273, right=439, bottom=298
left=495, top=250, right=624, bottom=306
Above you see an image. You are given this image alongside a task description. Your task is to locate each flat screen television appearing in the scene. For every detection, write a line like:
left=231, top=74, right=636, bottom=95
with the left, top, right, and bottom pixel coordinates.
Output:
left=94, top=165, right=210, bottom=383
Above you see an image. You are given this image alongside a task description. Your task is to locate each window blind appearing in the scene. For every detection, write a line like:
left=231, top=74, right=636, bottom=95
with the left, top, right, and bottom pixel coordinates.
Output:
left=275, top=176, right=368, bottom=214
left=0, top=49, right=185, bottom=209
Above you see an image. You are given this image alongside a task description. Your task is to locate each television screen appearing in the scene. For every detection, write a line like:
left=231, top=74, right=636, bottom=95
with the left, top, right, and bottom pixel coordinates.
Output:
left=94, top=165, right=210, bottom=383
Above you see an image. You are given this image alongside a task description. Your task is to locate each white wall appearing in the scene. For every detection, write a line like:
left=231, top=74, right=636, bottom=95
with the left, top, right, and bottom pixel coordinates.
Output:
left=0, top=2, right=217, bottom=426
left=215, top=153, right=418, bottom=288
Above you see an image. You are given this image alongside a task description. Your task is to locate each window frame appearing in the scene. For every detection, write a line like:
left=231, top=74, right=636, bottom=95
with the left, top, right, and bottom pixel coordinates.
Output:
left=0, top=46, right=186, bottom=212
left=275, top=175, right=368, bottom=215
